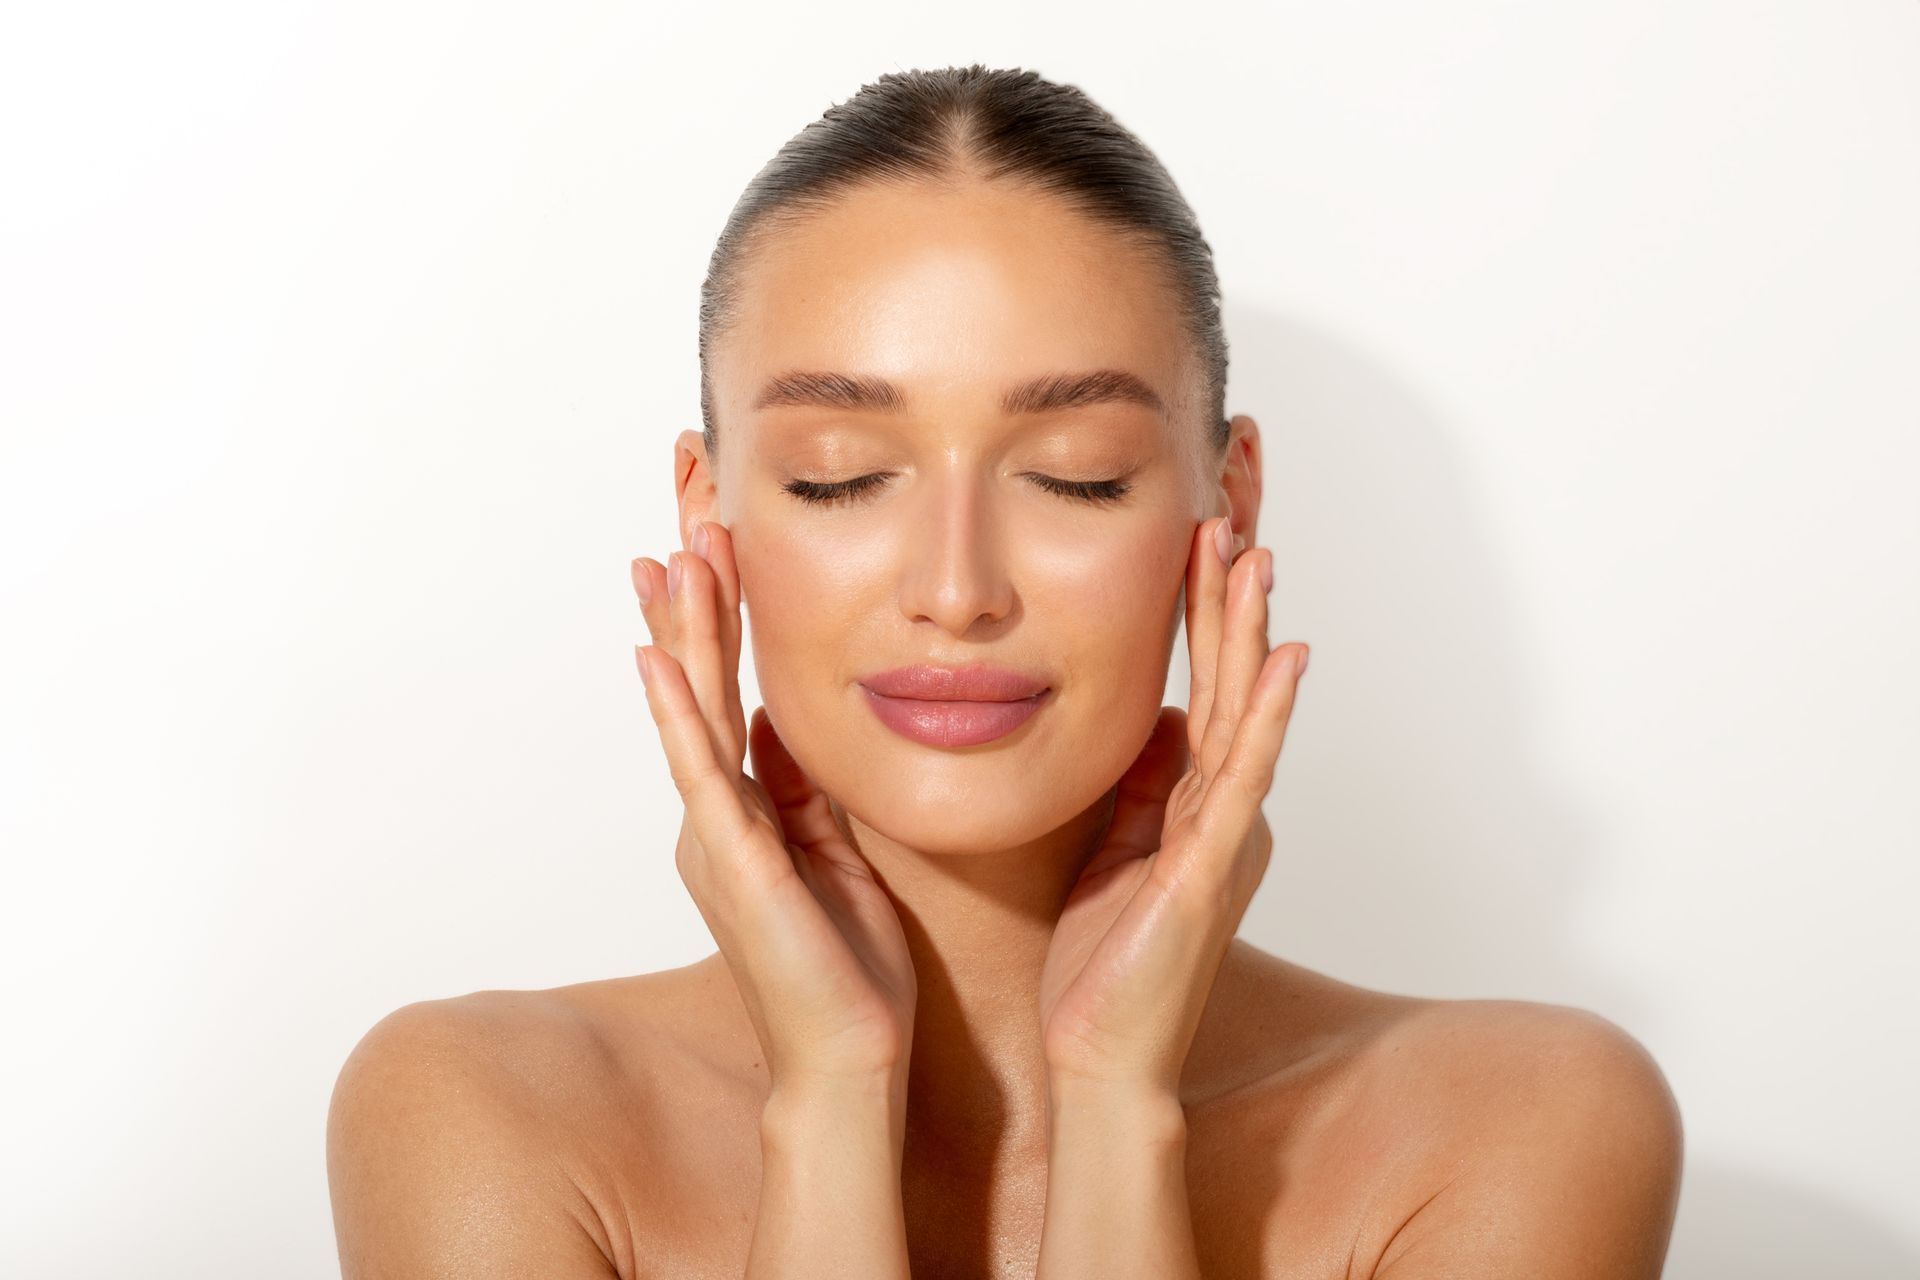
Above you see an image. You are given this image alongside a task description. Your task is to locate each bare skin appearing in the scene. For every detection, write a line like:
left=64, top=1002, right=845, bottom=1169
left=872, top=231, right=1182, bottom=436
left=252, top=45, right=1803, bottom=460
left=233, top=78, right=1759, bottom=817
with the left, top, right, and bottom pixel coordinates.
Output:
left=328, top=949, right=1680, bottom=1277
left=327, top=171, right=1683, bottom=1277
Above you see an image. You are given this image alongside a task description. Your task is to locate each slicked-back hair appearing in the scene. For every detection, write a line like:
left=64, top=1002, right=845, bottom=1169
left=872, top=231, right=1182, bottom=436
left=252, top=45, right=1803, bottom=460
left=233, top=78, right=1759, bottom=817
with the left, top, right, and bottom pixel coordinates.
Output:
left=696, top=64, right=1231, bottom=473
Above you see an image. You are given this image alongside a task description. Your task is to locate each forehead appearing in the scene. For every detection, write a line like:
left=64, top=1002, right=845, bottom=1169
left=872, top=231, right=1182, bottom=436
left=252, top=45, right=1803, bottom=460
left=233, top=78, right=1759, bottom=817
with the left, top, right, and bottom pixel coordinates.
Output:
left=714, top=181, right=1194, bottom=427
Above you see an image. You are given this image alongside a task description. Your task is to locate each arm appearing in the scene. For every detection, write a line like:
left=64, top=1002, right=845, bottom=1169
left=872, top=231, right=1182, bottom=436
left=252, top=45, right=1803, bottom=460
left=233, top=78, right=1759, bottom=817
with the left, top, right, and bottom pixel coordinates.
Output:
left=1034, top=1075, right=1200, bottom=1279
left=1032, top=521, right=1303, bottom=1277
left=633, top=525, right=920, bottom=1274
left=749, top=1072, right=913, bottom=1277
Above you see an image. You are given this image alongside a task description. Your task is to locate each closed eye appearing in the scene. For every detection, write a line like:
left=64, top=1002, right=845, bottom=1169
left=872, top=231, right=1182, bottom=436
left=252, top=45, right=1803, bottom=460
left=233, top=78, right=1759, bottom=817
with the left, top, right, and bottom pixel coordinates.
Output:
left=781, top=473, right=1133, bottom=508
left=1027, top=474, right=1133, bottom=504
left=780, top=473, right=891, bottom=507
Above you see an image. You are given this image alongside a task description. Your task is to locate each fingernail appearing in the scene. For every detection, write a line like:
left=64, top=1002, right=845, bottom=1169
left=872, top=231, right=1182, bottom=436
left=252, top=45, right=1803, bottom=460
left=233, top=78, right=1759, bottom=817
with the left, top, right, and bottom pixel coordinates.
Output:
left=1260, top=553, right=1274, bottom=593
left=667, top=552, right=682, bottom=600
left=691, top=520, right=711, bottom=560
left=636, top=645, right=651, bottom=687
left=1212, top=518, right=1232, bottom=567
left=632, top=559, right=652, bottom=607
left=1297, top=645, right=1309, bottom=677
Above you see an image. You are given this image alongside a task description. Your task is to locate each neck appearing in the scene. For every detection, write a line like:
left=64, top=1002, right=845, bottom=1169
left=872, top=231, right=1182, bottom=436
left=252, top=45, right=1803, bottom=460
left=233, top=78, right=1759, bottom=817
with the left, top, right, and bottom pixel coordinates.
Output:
left=830, top=787, right=1118, bottom=1158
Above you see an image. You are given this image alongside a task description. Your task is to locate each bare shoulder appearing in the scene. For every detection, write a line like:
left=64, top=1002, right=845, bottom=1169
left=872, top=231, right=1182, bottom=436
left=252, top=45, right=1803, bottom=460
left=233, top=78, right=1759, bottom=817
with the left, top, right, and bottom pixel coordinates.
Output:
left=1219, top=946, right=1681, bottom=1145
left=1290, top=967, right=1684, bottom=1279
left=1199, top=946, right=1681, bottom=1277
left=325, top=967, right=718, bottom=1279
left=1358, top=995, right=1683, bottom=1178
left=1361, top=993, right=1682, bottom=1120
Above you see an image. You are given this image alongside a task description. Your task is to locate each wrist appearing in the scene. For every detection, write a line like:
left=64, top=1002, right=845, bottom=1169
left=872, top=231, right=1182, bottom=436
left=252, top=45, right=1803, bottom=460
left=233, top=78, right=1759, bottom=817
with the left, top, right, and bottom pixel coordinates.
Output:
left=767, top=1061, right=908, bottom=1108
left=751, top=1071, right=912, bottom=1276
left=762, top=1071, right=908, bottom=1151
left=1046, top=1073, right=1189, bottom=1148
left=1037, top=1076, right=1199, bottom=1280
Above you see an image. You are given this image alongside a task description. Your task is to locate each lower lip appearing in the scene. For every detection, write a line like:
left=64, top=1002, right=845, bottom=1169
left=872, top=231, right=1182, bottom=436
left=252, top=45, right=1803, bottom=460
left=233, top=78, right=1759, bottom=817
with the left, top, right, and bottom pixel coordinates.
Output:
left=860, top=687, right=1052, bottom=748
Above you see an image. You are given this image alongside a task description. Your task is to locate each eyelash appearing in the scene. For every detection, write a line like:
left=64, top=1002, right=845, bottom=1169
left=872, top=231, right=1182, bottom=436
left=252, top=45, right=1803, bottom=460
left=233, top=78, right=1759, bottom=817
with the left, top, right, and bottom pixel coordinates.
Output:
left=781, top=473, right=1133, bottom=508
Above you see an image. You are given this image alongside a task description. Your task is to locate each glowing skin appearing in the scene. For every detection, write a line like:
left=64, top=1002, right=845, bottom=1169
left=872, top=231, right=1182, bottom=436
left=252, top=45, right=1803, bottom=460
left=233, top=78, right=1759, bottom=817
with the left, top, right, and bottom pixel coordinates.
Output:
left=703, top=179, right=1228, bottom=858
left=324, top=173, right=1683, bottom=1280
left=670, top=177, right=1272, bottom=1158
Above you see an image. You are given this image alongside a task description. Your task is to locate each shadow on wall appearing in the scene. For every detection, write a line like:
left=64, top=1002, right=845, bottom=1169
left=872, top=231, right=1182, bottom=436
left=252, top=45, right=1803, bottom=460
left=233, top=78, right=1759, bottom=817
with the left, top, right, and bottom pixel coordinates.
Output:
left=1195, top=306, right=1622, bottom=1012
left=1200, top=309, right=1919, bottom=1276
left=1666, top=1163, right=1920, bottom=1278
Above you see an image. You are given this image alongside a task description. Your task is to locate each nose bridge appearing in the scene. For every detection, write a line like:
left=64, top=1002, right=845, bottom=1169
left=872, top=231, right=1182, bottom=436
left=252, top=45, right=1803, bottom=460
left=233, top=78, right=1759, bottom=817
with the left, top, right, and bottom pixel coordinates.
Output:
left=899, top=461, right=1013, bottom=634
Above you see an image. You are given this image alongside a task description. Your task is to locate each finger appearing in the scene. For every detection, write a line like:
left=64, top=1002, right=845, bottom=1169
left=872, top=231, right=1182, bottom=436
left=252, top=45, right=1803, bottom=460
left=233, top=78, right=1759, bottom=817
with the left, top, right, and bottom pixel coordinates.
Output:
left=667, top=545, right=741, bottom=769
left=635, top=642, right=761, bottom=874
left=1191, top=641, right=1308, bottom=879
left=746, top=705, right=846, bottom=852
left=632, top=555, right=668, bottom=641
left=699, top=521, right=748, bottom=765
left=1081, top=708, right=1189, bottom=878
left=1199, top=546, right=1274, bottom=780
left=1184, top=517, right=1232, bottom=762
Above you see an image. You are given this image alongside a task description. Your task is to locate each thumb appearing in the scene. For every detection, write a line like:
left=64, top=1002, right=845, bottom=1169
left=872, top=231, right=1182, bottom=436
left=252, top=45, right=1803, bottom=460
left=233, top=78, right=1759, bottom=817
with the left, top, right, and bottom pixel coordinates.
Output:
left=1090, top=708, right=1191, bottom=868
left=747, top=706, right=843, bottom=848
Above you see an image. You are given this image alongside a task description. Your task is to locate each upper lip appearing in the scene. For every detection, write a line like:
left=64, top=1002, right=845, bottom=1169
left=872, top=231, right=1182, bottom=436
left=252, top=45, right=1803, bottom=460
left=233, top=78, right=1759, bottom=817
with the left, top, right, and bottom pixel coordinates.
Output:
left=860, top=663, right=1051, bottom=702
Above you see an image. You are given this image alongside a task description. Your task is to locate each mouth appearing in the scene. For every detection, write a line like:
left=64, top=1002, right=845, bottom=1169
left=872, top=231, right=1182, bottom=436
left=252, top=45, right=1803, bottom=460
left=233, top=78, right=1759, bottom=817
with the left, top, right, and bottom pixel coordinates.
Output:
left=857, top=664, right=1054, bottom=748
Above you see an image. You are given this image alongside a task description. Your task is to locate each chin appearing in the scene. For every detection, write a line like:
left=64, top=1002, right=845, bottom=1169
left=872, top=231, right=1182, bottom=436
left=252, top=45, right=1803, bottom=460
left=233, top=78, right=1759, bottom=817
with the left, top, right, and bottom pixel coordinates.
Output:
left=842, top=785, right=1098, bottom=857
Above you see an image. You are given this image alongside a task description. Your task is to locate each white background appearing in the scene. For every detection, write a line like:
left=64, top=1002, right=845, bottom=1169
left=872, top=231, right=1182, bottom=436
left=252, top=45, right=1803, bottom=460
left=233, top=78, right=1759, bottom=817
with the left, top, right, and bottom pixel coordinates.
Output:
left=3, top=3, right=1916, bottom=1275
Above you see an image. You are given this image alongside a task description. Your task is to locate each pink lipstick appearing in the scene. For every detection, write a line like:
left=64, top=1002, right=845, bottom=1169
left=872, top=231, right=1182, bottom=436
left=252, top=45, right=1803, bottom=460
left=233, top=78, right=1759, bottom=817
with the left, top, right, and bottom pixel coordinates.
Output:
left=858, top=664, right=1053, bottom=748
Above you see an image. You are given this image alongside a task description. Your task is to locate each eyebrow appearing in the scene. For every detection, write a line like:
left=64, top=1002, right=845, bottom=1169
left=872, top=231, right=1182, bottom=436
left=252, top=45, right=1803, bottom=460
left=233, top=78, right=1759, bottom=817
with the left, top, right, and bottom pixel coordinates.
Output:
left=751, top=368, right=1167, bottom=418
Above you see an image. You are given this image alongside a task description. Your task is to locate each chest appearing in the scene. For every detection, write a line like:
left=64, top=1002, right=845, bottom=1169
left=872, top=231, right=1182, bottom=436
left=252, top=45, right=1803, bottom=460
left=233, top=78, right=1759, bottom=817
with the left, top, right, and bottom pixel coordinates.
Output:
left=608, top=1093, right=1375, bottom=1279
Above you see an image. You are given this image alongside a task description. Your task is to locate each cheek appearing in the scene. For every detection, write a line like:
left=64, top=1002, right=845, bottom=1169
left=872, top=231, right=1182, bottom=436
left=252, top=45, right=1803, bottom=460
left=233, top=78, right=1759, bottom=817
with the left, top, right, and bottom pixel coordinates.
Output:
left=731, top=523, right=864, bottom=775
left=732, top=521, right=847, bottom=650
left=728, top=514, right=1191, bottom=846
left=733, top=515, right=883, bottom=628
left=1031, top=521, right=1189, bottom=802
left=1044, top=520, right=1191, bottom=673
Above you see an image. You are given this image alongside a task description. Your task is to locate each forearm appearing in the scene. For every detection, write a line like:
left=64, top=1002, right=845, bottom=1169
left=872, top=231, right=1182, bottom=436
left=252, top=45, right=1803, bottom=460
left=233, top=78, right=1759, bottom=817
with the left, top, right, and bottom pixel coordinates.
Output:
left=1035, top=1076, right=1200, bottom=1279
left=748, top=1074, right=912, bottom=1278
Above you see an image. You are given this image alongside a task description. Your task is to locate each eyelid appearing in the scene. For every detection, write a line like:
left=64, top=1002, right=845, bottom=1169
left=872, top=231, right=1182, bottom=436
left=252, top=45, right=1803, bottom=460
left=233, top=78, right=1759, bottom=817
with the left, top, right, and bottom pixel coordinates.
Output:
left=1024, top=472, right=1133, bottom=502
left=780, top=470, right=1132, bottom=507
left=781, top=472, right=892, bottom=507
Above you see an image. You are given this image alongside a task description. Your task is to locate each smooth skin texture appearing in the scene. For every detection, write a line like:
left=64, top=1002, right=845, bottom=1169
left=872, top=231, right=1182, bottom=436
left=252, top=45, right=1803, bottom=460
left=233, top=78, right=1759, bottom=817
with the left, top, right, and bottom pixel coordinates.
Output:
left=327, top=175, right=1683, bottom=1278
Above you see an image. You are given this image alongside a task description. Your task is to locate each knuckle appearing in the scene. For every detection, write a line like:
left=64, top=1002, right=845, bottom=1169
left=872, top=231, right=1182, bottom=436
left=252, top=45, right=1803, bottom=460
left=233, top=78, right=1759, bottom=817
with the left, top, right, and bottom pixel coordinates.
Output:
left=674, top=814, right=761, bottom=900
left=1171, top=865, right=1236, bottom=928
left=668, top=753, right=724, bottom=801
left=1219, top=756, right=1274, bottom=804
left=731, top=844, right=792, bottom=899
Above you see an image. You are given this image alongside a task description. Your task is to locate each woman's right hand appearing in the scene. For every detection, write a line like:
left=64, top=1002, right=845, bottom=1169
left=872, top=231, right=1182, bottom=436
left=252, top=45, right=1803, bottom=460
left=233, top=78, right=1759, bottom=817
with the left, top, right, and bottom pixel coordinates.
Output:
left=632, top=519, right=916, bottom=1095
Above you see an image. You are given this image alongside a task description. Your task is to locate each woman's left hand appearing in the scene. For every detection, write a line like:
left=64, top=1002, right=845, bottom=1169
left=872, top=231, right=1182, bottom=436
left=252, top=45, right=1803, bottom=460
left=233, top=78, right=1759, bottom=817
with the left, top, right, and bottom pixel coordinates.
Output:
left=1037, top=516, right=1308, bottom=1096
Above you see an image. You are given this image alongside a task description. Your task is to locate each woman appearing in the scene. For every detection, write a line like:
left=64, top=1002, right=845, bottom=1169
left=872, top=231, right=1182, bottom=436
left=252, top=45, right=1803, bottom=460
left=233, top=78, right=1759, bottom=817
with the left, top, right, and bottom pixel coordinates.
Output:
left=327, top=65, right=1683, bottom=1277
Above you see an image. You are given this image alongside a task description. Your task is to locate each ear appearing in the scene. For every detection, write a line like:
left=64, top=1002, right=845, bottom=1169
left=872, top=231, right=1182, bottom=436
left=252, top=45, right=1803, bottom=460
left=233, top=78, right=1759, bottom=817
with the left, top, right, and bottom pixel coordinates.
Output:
left=1214, top=414, right=1263, bottom=554
left=673, top=428, right=719, bottom=551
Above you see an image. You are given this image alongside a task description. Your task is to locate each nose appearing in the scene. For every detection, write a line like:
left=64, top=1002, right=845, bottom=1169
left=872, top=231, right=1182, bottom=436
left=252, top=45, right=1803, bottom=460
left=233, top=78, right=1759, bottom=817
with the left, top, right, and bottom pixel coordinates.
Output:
left=897, top=469, right=1016, bottom=636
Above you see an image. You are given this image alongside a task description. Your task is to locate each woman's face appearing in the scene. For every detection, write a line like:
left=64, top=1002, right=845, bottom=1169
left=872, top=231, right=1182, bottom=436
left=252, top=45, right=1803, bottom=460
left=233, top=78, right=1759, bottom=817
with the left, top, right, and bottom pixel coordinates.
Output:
left=691, top=179, right=1240, bottom=855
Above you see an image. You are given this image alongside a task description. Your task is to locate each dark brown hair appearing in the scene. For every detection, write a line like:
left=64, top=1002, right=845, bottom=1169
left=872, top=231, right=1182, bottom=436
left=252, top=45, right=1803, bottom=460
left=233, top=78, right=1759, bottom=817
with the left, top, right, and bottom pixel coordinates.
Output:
left=696, top=64, right=1231, bottom=470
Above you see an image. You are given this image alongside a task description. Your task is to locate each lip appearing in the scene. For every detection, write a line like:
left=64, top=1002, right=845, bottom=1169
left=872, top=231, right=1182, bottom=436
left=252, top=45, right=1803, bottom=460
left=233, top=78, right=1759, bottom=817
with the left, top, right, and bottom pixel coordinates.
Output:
left=858, top=664, right=1053, bottom=748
